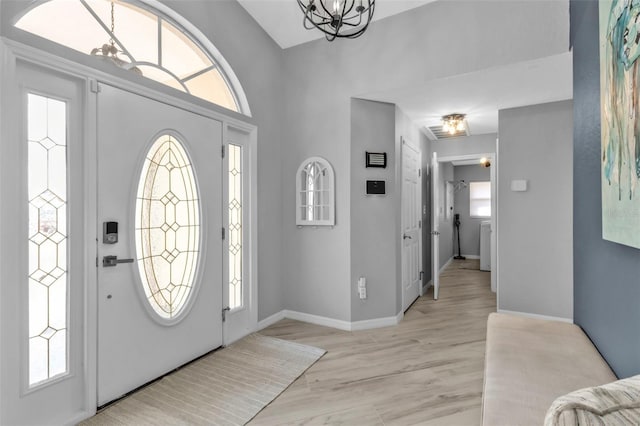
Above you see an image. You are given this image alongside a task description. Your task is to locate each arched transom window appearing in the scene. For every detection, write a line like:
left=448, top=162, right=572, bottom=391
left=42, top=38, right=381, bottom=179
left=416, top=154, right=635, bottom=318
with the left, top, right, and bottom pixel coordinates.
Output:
left=15, top=0, right=244, bottom=113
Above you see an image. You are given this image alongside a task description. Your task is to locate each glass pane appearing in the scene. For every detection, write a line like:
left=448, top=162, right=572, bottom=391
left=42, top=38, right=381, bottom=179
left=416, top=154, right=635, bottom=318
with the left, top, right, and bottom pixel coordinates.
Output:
left=228, top=144, right=243, bottom=310
left=470, top=181, right=491, bottom=199
left=84, top=0, right=159, bottom=64
left=16, top=1, right=109, bottom=59
left=135, top=134, right=200, bottom=319
left=470, top=199, right=492, bottom=217
left=137, top=65, right=186, bottom=92
left=161, top=20, right=211, bottom=81
left=27, top=94, right=68, bottom=386
left=184, top=69, right=238, bottom=112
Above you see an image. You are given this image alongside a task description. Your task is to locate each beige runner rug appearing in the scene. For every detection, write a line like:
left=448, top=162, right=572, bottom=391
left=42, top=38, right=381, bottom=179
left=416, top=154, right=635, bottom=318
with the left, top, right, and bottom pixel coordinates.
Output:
left=82, top=334, right=326, bottom=425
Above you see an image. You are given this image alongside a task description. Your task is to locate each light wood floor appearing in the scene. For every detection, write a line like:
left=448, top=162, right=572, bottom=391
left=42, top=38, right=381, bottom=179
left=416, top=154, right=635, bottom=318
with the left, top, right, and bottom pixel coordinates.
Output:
left=252, top=259, right=496, bottom=426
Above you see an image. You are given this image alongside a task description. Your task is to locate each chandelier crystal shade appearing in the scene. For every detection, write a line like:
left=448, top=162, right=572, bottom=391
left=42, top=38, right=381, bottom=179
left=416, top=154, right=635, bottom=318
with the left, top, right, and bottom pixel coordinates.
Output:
left=441, top=113, right=466, bottom=135
left=298, top=0, right=375, bottom=41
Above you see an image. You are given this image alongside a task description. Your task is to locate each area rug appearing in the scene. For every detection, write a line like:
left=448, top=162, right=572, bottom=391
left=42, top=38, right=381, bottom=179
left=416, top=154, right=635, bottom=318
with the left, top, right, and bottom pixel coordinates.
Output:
left=82, top=334, right=326, bottom=425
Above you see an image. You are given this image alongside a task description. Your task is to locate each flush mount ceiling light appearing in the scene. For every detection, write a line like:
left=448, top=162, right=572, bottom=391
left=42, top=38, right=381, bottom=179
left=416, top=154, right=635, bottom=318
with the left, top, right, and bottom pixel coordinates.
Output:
left=90, top=1, right=141, bottom=75
left=298, top=0, right=375, bottom=42
left=441, top=113, right=466, bottom=135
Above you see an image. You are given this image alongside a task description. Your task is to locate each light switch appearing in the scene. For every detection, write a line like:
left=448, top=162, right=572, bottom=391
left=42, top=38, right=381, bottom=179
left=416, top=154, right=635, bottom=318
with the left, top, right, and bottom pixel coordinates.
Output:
left=511, top=180, right=528, bottom=192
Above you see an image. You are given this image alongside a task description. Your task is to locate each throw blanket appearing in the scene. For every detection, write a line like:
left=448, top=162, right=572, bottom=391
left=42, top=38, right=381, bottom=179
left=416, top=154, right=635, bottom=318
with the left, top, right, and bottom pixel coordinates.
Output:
left=544, top=375, right=640, bottom=425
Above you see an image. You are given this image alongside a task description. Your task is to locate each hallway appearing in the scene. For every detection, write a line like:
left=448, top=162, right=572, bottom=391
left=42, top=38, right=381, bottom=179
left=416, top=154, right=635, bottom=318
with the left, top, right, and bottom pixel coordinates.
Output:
left=254, top=260, right=496, bottom=425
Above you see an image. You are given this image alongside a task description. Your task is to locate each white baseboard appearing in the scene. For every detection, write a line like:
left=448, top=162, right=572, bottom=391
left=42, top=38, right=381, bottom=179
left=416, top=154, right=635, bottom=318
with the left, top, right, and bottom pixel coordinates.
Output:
left=497, top=309, right=573, bottom=324
left=257, top=310, right=286, bottom=330
left=351, top=311, right=403, bottom=331
left=461, top=254, right=480, bottom=259
left=285, top=310, right=352, bottom=331
left=440, top=256, right=453, bottom=274
left=258, top=309, right=403, bottom=332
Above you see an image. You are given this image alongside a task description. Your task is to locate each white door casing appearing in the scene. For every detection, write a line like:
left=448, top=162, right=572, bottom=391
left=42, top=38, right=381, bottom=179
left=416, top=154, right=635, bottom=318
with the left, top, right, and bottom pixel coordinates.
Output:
left=401, top=138, right=422, bottom=312
left=96, top=83, right=223, bottom=405
left=431, top=152, right=440, bottom=300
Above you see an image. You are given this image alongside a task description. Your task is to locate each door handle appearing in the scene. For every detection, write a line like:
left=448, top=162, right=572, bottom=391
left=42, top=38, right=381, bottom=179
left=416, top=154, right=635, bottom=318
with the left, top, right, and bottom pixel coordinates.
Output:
left=103, top=255, right=135, bottom=267
left=403, top=234, right=412, bottom=240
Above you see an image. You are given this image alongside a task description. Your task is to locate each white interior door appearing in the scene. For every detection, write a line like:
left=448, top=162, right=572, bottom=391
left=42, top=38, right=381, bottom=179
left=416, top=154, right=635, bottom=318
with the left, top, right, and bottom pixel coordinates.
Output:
left=401, top=138, right=422, bottom=312
left=431, top=152, right=440, bottom=300
left=97, top=84, right=223, bottom=405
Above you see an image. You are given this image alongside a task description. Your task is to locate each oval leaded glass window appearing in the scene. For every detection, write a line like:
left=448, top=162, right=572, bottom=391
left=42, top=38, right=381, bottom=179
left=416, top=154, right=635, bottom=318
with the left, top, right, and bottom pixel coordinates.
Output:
left=135, top=134, right=200, bottom=320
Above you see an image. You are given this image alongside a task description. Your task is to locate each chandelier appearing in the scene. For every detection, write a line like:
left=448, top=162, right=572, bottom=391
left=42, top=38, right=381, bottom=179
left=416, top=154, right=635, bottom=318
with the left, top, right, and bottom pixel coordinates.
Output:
left=297, top=0, right=375, bottom=41
left=441, top=114, right=466, bottom=135
left=90, top=1, right=141, bottom=74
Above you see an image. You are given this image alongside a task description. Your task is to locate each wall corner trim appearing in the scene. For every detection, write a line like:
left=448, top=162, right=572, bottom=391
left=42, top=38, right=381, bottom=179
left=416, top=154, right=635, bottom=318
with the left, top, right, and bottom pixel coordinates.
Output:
left=497, top=309, right=573, bottom=324
left=257, top=309, right=404, bottom=332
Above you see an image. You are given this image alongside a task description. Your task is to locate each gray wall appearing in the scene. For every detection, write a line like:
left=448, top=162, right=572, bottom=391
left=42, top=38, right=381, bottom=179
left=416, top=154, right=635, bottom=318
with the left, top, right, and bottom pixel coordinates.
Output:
left=438, top=163, right=455, bottom=269
left=431, top=133, right=497, bottom=159
left=498, top=101, right=573, bottom=320
left=350, top=99, right=397, bottom=321
left=572, top=0, right=640, bottom=378
left=453, top=165, right=491, bottom=257
left=1, top=0, right=287, bottom=321
left=281, top=0, right=569, bottom=321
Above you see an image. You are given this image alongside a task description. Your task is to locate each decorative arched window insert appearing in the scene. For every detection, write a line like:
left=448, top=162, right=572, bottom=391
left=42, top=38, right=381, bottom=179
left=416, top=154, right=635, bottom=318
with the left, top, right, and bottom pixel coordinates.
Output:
left=14, top=0, right=249, bottom=114
left=296, top=157, right=335, bottom=226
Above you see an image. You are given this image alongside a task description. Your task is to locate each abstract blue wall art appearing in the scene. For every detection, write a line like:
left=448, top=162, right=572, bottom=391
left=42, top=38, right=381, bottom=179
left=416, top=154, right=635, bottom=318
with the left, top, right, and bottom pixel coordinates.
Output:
left=600, top=0, right=640, bottom=248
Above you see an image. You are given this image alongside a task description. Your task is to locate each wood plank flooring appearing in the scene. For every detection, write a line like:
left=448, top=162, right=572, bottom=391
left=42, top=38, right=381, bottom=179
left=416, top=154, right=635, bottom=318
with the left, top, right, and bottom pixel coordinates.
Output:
left=252, top=259, right=496, bottom=425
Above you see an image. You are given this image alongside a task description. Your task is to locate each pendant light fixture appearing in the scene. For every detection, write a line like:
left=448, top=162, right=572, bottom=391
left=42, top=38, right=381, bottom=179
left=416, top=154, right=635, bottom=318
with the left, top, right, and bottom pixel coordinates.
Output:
left=298, top=0, right=375, bottom=41
left=90, top=1, right=141, bottom=74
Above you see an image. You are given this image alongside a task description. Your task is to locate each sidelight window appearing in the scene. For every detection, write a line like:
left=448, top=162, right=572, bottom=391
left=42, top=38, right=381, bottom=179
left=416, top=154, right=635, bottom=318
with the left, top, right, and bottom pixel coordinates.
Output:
left=27, top=93, right=69, bottom=386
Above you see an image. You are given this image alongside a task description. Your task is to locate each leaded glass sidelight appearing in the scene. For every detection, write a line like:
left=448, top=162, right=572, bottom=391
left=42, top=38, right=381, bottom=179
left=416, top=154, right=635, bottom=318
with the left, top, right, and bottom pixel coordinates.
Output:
left=27, top=93, right=68, bottom=385
left=228, top=144, right=243, bottom=310
left=135, top=134, right=200, bottom=320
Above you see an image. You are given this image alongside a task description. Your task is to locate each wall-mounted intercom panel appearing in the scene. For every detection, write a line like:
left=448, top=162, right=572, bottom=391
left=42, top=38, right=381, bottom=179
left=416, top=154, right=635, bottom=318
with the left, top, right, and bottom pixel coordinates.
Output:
left=366, top=180, right=385, bottom=195
left=103, top=221, right=118, bottom=244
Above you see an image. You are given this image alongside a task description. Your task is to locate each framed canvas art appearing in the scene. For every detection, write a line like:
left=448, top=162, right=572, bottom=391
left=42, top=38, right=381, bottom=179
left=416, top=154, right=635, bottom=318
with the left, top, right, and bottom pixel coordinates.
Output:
left=600, top=0, right=640, bottom=248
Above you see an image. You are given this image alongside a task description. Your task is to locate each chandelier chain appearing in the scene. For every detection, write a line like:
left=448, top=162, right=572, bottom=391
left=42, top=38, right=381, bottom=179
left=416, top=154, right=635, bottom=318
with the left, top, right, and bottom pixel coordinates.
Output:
left=110, top=1, right=116, bottom=48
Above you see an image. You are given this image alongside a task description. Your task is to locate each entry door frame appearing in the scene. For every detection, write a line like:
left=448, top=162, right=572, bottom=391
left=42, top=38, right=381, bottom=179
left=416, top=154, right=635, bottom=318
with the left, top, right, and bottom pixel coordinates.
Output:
left=434, top=153, right=498, bottom=296
left=0, top=38, right=258, bottom=422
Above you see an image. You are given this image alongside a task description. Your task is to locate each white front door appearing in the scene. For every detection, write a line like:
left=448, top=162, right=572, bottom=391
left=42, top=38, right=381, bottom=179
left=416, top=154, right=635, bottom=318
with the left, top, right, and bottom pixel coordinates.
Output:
left=96, top=84, right=223, bottom=405
left=401, top=138, right=422, bottom=312
left=431, top=152, right=440, bottom=300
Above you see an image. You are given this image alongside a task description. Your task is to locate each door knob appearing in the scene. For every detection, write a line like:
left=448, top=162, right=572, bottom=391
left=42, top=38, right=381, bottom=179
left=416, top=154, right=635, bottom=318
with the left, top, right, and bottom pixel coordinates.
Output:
left=403, top=234, right=412, bottom=240
left=103, top=255, right=135, bottom=267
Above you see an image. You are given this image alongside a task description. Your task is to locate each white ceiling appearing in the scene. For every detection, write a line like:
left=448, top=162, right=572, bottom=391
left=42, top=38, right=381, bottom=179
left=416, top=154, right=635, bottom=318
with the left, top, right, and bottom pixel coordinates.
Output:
left=236, top=0, right=572, bottom=138
left=358, top=51, right=573, bottom=138
left=236, top=0, right=435, bottom=49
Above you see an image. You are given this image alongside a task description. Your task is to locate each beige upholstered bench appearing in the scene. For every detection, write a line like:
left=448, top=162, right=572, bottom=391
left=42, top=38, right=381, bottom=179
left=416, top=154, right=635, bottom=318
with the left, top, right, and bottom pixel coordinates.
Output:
left=481, top=313, right=617, bottom=425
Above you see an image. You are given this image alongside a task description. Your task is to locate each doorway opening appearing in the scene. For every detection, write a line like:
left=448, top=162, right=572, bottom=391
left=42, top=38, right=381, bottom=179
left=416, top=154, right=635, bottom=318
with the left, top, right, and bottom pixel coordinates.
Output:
left=429, top=153, right=497, bottom=301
